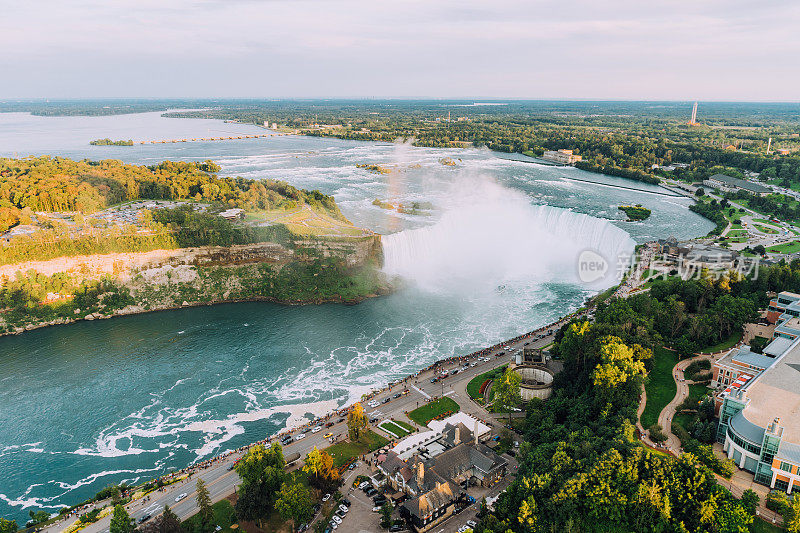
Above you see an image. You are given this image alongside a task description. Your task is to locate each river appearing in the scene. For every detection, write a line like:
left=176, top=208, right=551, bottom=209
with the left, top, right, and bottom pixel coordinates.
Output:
left=0, top=111, right=714, bottom=521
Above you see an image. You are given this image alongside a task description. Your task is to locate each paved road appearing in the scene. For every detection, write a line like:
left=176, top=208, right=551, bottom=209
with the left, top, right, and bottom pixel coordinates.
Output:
left=47, top=330, right=562, bottom=533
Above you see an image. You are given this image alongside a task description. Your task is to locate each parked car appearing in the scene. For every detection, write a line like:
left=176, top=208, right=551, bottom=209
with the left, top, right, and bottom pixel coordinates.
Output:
left=335, top=509, right=346, bottom=518
left=339, top=504, right=348, bottom=513
left=359, top=481, right=370, bottom=489
left=466, top=520, right=477, bottom=527
left=341, top=498, right=351, bottom=507
left=372, top=506, right=382, bottom=513
left=389, top=525, right=407, bottom=532
left=332, top=515, right=342, bottom=524
left=322, top=493, right=331, bottom=502
left=365, top=487, right=377, bottom=496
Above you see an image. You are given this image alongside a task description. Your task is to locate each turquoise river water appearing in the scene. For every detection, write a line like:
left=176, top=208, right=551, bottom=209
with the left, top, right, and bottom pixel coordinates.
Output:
left=0, top=111, right=714, bottom=521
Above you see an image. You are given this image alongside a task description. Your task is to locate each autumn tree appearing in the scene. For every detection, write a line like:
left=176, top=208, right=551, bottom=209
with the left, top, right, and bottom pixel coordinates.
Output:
left=347, top=402, right=368, bottom=442
left=303, top=447, right=340, bottom=491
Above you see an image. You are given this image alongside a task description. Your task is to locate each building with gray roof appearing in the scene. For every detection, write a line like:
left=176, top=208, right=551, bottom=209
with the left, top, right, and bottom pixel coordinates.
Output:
left=703, top=174, right=771, bottom=196
left=717, top=335, right=800, bottom=493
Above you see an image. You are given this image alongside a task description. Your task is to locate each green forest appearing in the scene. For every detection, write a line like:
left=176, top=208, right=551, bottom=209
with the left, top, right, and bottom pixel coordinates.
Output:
left=474, top=267, right=800, bottom=533
left=0, top=156, right=343, bottom=232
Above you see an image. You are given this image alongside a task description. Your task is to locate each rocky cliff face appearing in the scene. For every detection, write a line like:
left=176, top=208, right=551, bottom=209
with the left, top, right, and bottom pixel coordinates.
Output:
left=0, top=235, right=383, bottom=285
left=0, top=235, right=387, bottom=335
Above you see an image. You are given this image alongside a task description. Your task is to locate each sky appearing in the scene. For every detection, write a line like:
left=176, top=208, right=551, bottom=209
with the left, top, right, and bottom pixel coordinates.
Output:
left=1, top=0, right=799, bottom=101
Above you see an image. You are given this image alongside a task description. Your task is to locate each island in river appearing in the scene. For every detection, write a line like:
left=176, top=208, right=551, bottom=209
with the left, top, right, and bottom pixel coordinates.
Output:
left=0, top=156, right=386, bottom=335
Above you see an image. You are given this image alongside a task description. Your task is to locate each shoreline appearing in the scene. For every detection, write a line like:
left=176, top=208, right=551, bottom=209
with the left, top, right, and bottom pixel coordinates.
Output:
left=37, top=296, right=592, bottom=531
left=0, top=287, right=391, bottom=339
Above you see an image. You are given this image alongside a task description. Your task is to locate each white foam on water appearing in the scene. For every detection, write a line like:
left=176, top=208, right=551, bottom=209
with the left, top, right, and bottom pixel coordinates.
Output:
left=382, top=175, right=635, bottom=293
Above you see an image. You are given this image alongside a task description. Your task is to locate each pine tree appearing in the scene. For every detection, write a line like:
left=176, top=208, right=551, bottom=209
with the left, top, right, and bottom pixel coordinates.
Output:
left=195, top=479, right=214, bottom=532
left=109, top=505, right=135, bottom=533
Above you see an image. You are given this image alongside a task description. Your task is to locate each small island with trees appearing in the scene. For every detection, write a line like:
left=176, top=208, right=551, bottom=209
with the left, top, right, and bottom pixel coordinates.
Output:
left=356, top=163, right=390, bottom=174
left=372, top=198, right=432, bottom=216
left=618, top=204, right=651, bottom=221
left=89, top=138, right=134, bottom=146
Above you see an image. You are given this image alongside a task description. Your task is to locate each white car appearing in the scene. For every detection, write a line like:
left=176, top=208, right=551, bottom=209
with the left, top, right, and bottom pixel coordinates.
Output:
left=332, top=515, right=342, bottom=524
left=311, top=426, right=322, bottom=433
left=359, top=481, right=370, bottom=489
left=322, top=493, right=331, bottom=502
left=295, top=433, right=306, bottom=440
left=174, top=493, right=187, bottom=502
left=338, top=504, right=348, bottom=513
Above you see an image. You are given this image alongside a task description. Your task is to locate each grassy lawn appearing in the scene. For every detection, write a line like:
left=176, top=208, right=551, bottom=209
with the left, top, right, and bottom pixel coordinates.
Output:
left=379, top=420, right=411, bottom=438
left=750, top=518, right=785, bottom=533
left=641, top=347, right=678, bottom=429
left=246, top=205, right=368, bottom=238
left=754, top=223, right=779, bottom=234
left=325, top=430, right=389, bottom=466
left=768, top=240, right=800, bottom=254
left=183, top=499, right=238, bottom=533
left=394, top=420, right=415, bottom=432
left=687, top=383, right=709, bottom=404
left=466, top=365, right=507, bottom=400
left=699, top=331, right=743, bottom=353
left=408, top=397, right=460, bottom=426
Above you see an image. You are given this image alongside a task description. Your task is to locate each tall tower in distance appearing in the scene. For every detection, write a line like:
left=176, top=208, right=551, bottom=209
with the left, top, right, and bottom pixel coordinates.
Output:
left=688, top=102, right=699, bottom=126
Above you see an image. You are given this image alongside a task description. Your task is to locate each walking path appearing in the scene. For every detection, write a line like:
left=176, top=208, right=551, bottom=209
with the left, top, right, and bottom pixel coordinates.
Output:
left=657, top=354, right=710, bottom=454
left=636, top=343, right=784, bottom=526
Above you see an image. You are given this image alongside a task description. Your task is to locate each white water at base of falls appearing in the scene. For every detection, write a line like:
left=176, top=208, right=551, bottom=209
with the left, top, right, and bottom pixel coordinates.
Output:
left=381, top=183, right=635, bottom=293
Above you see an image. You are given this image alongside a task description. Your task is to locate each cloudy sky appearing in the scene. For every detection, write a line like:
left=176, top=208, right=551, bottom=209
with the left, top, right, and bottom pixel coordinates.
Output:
left=2, top=0, right=798, bottom=100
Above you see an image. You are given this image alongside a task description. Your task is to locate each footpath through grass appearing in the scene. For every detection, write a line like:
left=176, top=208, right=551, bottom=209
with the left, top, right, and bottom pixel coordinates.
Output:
left=641, top=347, right=678, bottom=429
left=408, top=397, right=460, bottom=426
left=325, top=430, right=389, bottom=466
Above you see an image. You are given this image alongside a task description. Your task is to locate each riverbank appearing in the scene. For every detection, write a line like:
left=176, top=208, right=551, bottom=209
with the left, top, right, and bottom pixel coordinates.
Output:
left=0, top=236, right=386, bottom=337
left=34, top=298, right=589, bottom=533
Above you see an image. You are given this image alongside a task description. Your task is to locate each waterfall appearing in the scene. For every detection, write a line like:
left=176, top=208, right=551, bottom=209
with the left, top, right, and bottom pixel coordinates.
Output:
left=382, top=201, right=635, bottom=292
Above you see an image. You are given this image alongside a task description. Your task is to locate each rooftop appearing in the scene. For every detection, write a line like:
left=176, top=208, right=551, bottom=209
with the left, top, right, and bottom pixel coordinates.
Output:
left=707, top=173, right=771, bottom=194
left=743, top=338, right=800, bottom=442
